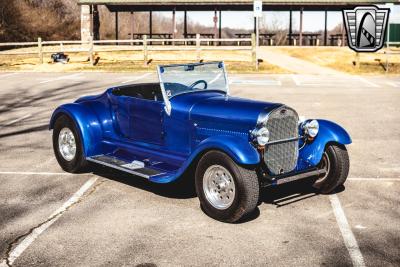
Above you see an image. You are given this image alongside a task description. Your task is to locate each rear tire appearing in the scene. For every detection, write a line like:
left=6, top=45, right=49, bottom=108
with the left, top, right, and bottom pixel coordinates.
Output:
left=52, top=115, right=88, bottom=173
left=195, top=150, right=259, bottom=223
left=313, top=144, right=349, bottom=194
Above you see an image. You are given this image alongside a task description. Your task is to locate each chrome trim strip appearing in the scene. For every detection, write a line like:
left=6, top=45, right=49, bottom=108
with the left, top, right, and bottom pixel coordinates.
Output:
left=87, top=157, right=162, bottom=179
left=256, top=104, right=284, bottom=126
left=266, top=136, right=303, bottom=145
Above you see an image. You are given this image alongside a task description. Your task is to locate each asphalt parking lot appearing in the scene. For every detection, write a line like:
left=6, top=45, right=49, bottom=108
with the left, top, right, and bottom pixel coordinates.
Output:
left=0, top=71, right=399, bottom=266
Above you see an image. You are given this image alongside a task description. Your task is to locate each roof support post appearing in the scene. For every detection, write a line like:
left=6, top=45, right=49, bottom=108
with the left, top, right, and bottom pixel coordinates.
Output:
left=299, top=7, right=303, bottom=46
left=341, top=22, right=345, bottom=46
left=219, top=10, right=222, bottom=45
left=172, top=8, right=176, bottom=41
left=130, top=12, right=134, bottom=45
left=254, top=17, right=256, bottom=34
left=184, top=10, right=188, bottom=39
left=81, top=5, right=91, bottom=42
left=149, top=10, right=153, bottom=44
left=115, top=11, right=119, bottom=44
left=324, top=9, right=328, bottom=46
left=93, top=5, right=100, bottom=40
left=289, top=9, right=292, bottom=45
left=213, top=9, right=218, bottom=45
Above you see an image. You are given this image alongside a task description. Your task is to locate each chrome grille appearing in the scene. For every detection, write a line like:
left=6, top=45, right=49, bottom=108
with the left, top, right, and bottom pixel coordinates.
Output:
left=264, top=106, right=299, bottom=175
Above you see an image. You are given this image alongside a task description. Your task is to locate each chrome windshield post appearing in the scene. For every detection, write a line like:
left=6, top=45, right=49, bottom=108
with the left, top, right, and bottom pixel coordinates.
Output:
left=157, top=65, right=172, bottom=116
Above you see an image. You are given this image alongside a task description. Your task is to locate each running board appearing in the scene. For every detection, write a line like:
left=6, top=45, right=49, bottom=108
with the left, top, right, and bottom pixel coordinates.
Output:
left=264, top=168, right=326, bottom=187
left=87, top=155, right=165, bottom=179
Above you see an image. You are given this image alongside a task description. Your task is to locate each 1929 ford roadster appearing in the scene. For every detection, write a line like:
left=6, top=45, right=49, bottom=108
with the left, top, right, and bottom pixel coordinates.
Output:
left=50, top=62, right=351, bottom=222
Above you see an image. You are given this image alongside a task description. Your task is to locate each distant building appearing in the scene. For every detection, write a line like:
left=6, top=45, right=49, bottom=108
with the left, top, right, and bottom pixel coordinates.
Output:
left=78, top=0, right=398, bottom=46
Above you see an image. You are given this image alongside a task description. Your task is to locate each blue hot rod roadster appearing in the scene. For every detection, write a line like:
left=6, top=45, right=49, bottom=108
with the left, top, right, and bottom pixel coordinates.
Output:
left=50, top=62, right=351, bottom=222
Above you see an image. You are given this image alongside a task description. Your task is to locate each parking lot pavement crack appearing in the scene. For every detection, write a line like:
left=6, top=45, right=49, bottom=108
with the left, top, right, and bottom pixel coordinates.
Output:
left=0, top=178, right=105, bottom=267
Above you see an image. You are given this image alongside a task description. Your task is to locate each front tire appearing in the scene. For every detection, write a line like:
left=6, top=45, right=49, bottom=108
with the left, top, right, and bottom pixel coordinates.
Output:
left=313, top=144, right=349, bottom=194
left=195, top=150, right=259, bottom=223
left=52, top=115, right=88, bottom=173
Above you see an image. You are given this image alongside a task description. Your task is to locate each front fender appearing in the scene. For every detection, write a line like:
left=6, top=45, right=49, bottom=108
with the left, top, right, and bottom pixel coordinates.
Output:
left=299, top=119, right=352, bottom=168
left=49, top=103, right=102, bottom=157
left=192, top=135, right=260, bottom=165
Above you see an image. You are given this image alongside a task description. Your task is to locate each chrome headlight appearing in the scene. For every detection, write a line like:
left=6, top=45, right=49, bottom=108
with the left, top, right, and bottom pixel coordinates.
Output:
left=303, top=119, right=319, bottom=138
left=252, top=127, right=270, bottom=146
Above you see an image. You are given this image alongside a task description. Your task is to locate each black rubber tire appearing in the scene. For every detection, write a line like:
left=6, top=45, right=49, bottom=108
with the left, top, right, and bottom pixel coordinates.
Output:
left=52, top=115, right=88, bottom=173
left=195, top=150, right=260, bottom=223
left=313, top=144, right=349, bottom=194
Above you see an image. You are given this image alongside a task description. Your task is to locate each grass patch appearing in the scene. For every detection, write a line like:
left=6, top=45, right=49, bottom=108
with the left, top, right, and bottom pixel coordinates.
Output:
left=0, top=45, right=289, bottom=73
left=275, top=47, right=400, bottom=75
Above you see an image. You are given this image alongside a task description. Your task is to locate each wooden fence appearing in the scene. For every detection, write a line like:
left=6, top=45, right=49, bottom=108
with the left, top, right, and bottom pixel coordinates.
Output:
left=0, top=34, right=257, bottom=68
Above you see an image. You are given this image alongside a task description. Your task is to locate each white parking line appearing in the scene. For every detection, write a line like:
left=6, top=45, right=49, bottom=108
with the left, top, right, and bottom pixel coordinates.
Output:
left=386, top=81, right=400, bottom=88
left=356, top=76, right=380, bottom=88
left=0, top=114, right=32, bottom=127
left=0, top=171, right=74, bottom=175
left=121, top=73, right=152, bottom=84
left=348, top=177, right=400, bottom=181
left=39, top=73, right=83, bottom=84
left=229, top=79, right=281, bottom=86
left=329, top=194, right=366, bottom=267
left=0, top=73, right=18, bottom=78
left=0, top=177, right=98, bottom=267
left=291, top=74, right=301, bottom=86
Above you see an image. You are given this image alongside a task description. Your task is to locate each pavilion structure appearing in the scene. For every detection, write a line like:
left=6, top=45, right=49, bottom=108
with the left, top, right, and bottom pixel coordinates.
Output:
left=78, top=0, right=398, bottom=46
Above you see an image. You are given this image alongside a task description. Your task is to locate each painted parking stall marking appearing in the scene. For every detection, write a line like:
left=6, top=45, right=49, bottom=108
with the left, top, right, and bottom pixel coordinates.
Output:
left=0, top=114, right=32, bottom=127
left=291, top=74, right=380, bottom=88
left=0, top=177, right=98, bottom=267
left=386, top=81, right=400, bottom=88
left=0, top=73, right=19, bottom=78
left=120, top=73, right=152, bottom=84
left=356, top=76, right=380, bottom=88
left=0, top=171, right=78, bottom=176
left=229, top=79, right=282, bottom=86
left=329, top=194, right=366, bottom=267
left=38, top=73, right=84, bottom=84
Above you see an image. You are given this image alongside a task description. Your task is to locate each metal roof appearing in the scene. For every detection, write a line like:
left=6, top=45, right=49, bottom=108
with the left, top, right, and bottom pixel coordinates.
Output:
left=78, top=0, right=399, bottom=11
left=79, top=0, right=398, bottom=4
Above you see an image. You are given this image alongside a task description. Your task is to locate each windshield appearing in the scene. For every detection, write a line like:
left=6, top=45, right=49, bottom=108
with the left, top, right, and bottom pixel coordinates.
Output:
left=157, top=62, right=228, bottom=99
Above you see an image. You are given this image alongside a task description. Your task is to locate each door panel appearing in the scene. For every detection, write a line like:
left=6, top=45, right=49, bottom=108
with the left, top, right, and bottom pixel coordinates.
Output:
left=110, top=95, right=131, bottom=138
left=130, top=98, right=164, bottom=145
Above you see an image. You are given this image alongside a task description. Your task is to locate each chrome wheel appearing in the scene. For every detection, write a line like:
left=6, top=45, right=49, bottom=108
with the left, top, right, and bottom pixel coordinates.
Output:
left=316, top=151, right=331, bottom=182
left=58, top=127, right=76, bottom=161
left=202, top=165, right=236, bottom=210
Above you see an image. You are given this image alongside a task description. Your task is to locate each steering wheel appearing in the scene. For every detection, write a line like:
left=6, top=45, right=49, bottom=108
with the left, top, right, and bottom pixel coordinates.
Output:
left=189, top=80, right=207, bottom=90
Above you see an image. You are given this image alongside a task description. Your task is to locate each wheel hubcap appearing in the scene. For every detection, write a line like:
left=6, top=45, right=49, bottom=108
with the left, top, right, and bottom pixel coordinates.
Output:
left=316, top=151, right=330, bottom=182
left=58, top=127, right=76, bottom=161
left=203, top=165, right=235, bottom=210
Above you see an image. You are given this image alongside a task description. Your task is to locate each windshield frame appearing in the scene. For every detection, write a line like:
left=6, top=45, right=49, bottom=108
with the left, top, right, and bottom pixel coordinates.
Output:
left=157, top=61, right=230, bottom=116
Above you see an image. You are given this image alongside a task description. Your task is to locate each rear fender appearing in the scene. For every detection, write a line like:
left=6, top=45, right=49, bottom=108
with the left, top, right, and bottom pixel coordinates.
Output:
left=49, top=103, right=102, bottom=157
left=299, top=119, right=351, bottom=167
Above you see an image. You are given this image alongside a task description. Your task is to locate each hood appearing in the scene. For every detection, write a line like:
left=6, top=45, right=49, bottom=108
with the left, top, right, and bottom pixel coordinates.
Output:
left=188, top=93, right=282, bottom=131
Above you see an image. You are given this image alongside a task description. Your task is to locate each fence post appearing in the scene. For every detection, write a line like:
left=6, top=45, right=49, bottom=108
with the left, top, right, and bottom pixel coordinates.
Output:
left=38, top=37, right=43, bottom=64
left=88, top=36, right=94, bottom=65
left=60, top=42, right=64, bottom=52
left=355, top=52, right=360, bottom=69
left=196, top=33, right=201, bottom=61
left=143, top=35, right=148, bottom=65
left=385, top=51, right=389, bottom=73
left=251, top=33, right=257, bottom=71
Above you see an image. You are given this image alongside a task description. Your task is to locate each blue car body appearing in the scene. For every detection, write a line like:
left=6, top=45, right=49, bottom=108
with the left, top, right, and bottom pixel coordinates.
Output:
left=50, top=62, right=351, bottom=185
